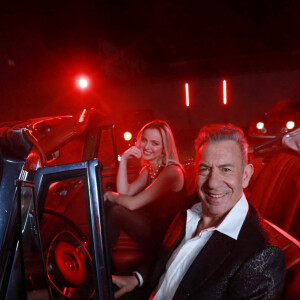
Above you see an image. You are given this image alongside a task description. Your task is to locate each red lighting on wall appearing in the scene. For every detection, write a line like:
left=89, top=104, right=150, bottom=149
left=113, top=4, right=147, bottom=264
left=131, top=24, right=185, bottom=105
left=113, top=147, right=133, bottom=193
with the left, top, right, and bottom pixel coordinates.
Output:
left=185, top=83, right=190, bottom=107
left=222, top=80, right=227, bottom=105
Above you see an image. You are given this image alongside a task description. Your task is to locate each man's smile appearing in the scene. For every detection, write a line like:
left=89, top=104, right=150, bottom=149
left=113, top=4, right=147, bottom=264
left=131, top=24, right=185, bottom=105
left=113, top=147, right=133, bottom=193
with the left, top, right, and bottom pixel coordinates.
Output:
left=207, top=193, right=227, bottom=198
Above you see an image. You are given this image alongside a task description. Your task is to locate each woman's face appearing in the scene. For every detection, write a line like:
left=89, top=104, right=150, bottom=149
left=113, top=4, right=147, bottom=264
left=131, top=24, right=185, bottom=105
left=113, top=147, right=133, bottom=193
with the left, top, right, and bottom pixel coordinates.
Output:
left=140, top=128, right=163, bottom=163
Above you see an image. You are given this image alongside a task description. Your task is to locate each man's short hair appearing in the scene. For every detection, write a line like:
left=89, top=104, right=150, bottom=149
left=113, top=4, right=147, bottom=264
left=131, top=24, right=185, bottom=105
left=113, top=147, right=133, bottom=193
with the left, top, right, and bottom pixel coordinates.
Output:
left=195, top=124, right=249, bottom=166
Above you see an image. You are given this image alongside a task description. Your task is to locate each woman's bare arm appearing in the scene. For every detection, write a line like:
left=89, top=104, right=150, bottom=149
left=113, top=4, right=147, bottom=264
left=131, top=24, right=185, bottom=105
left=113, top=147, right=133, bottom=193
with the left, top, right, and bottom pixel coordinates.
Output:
left=116, top=146, right=147, bottom=195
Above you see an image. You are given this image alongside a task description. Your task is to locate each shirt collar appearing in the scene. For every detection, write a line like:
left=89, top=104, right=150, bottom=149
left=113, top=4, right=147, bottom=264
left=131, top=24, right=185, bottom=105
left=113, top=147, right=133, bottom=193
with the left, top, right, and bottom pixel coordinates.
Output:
left=216, top=194, right=249, bottom=240
left=188, top=194, right=249, bottom=240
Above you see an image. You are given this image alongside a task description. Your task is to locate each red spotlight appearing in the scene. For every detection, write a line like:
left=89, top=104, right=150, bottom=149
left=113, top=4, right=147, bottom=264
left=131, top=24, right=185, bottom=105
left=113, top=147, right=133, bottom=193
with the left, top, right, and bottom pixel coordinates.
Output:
left=185, top=83, right=190, bottom=107
left=286, top=121, right=295, bottom=130
left=77, top=77, right=89, bottom=89
left=256, top=122, right=264, bottom=130
left=222, top=80, right=227, bottom=105
left=123, top=131, right=132, bottom=141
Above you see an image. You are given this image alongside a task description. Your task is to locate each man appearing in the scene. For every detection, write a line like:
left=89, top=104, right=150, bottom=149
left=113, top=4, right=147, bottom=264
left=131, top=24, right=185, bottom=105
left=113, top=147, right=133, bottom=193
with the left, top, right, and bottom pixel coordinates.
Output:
left=113, top=124, right=285, bottom=299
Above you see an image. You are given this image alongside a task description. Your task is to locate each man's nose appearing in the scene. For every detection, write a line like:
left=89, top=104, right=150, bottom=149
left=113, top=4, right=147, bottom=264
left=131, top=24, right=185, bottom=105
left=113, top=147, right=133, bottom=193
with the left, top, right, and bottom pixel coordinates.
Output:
left=207, top=169, right=221, bottom=189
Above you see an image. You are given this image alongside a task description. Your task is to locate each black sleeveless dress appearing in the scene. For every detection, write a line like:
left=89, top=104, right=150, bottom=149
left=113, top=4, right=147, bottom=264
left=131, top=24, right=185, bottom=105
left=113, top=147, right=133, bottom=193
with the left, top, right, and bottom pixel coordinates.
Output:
left=105, top=164, right=187, bottom=253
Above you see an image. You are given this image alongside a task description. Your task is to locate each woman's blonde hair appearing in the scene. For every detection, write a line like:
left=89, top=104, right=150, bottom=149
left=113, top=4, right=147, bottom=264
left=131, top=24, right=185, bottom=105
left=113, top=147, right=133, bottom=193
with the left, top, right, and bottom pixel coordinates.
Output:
left=136, top=120, right=180, bottom=167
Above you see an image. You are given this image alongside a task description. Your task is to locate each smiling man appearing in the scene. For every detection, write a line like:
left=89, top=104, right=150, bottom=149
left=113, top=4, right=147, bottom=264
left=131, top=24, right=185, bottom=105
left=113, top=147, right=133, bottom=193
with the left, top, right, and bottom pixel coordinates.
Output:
left=193, top=125, right=254, bottom=232
left=113, top=124, right=286, bottom=300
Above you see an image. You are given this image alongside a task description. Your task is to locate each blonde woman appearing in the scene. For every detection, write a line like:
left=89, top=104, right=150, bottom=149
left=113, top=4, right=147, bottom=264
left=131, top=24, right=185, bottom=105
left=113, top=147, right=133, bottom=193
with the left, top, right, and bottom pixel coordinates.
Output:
left=104, top=120, right=186, bottom=257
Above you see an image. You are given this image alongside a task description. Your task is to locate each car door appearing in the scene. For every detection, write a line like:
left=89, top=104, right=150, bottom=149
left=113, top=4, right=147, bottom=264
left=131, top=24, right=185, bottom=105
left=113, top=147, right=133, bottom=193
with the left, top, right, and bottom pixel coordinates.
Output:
left=17, top=159, right=114, bottom=300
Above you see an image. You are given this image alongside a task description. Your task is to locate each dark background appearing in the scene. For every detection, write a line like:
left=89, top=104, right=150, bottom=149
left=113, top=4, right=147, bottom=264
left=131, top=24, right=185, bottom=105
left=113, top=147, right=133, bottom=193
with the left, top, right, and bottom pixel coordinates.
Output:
left=1, top=0, right=300, bottom=157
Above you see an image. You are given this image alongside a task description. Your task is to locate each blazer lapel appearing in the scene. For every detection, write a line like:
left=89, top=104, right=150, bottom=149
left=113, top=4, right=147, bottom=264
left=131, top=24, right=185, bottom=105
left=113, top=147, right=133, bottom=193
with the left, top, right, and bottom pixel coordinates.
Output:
left=174, top=231, right=236, bottom=299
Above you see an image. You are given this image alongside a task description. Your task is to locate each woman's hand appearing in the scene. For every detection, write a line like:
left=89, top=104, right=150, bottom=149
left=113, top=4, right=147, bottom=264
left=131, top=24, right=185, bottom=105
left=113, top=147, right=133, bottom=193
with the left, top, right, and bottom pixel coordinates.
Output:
left=112, top=275, right=139, bottom=299
left=117, top=146, right=145, bottom=196
left=104, top=191, right=119, bottom=202
left=121, top=146, right=142, bottom=161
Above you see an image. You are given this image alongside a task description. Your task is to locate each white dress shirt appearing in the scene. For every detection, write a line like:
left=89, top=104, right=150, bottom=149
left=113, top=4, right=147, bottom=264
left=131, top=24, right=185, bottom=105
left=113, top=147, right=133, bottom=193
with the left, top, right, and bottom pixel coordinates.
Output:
left=150, top=194, right=249, bottom=300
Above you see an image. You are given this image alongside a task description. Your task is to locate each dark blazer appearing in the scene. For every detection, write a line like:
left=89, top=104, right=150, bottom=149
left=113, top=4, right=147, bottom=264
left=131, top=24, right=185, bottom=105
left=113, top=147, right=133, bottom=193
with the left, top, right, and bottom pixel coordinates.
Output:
left=142, top=198, right=286, bottom=300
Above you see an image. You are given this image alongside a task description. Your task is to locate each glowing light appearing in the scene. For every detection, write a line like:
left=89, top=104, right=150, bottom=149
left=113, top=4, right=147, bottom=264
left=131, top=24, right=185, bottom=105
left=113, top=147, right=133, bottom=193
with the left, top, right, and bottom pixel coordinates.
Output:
left=256, top=122, right=264, bottom=130
left=78, top=109, right=87, bottom=123
left=286, top=121, right=295, bottom=130
left=78, top=77, right=88, bottom=89
left=123, top=131, right=132, bottom=141
left=222, top=80, right=227, bottom=105
left=185, top=83, right=190, bottom=107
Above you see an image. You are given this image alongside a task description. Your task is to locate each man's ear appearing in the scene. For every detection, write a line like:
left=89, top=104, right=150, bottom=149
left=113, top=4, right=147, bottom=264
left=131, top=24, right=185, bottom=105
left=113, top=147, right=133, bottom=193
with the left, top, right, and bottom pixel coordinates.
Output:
left=242, top=163, right=254, bottom=189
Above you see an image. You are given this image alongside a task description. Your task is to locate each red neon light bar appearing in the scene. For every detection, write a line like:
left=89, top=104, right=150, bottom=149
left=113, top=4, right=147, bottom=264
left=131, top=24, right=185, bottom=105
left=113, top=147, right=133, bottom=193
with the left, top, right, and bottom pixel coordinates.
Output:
left=223, top=80, right=227, bottom=105
left=185, top=83, right=190, bottom=107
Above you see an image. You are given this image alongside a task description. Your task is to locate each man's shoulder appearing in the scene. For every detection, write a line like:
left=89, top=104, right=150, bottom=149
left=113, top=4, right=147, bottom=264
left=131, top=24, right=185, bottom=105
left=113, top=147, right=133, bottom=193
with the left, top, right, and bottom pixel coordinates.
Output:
left=238, top=203, right=279, bottom=249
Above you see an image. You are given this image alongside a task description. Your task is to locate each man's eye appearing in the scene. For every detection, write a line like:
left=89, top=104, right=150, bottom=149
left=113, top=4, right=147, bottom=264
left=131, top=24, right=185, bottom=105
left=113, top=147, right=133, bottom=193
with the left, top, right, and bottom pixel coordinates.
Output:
left=223, top=167, right=231, bottom=172
left=199, top=168, right=209, bottom=175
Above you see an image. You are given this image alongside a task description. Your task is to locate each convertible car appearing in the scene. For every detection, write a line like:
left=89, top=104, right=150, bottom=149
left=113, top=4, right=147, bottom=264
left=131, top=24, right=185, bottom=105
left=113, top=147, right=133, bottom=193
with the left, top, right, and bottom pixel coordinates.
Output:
left=0, top=108, right=299, bottom=299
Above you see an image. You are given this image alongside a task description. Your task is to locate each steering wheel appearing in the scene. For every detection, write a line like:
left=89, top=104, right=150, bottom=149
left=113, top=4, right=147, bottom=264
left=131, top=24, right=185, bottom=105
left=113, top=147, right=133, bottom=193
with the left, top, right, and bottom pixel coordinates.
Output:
left=46, top=230, right=95, bottom=299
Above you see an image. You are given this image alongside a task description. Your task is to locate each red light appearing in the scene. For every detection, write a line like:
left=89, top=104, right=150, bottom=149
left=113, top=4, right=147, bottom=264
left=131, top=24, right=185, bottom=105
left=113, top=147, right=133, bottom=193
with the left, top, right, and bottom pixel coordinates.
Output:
left=123, top=131, right=132, bottom=141
left=185, top=83, right=190, bottom=107
left=78, top=109, right=87, bottom=123
left=286, top=121, right=295, bottom=130
left=77, top=77, right=89, bottom=89
left=256, top=122, right=264, bottom=130
left=223, top=80, right=227, bottom=105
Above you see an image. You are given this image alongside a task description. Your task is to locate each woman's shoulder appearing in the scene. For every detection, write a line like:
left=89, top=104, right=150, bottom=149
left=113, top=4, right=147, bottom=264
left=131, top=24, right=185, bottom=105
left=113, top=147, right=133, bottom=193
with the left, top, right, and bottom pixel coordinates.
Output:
left=162, top=163, right=185, bottom=181
left=165, top=162, right=184, bottom=174
left=159, top=164, right=185, bottom=192
left=164, top=163, right=181, bottom=171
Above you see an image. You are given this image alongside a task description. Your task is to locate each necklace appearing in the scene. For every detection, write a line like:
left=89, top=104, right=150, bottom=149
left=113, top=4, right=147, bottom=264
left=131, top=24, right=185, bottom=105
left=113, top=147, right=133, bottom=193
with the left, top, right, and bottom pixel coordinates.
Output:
left=149, top=164, right=162, bottom=182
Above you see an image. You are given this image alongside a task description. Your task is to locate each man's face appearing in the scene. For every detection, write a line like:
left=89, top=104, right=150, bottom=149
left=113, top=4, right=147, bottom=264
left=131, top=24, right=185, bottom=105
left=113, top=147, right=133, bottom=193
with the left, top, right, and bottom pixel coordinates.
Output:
left=196, top=140, right=253, bottom=218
